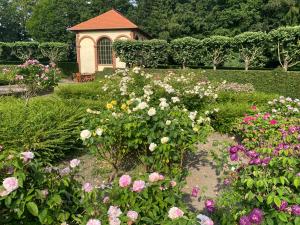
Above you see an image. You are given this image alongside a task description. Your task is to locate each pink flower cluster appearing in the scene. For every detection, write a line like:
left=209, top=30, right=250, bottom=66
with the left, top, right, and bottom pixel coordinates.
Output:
left=82, top=182, right=93, bottom=193
left=118, top=175, right=147, bottom=193
left=127, top=210, right=139, bottom=222
left=205, top=199, right=215, bottom=213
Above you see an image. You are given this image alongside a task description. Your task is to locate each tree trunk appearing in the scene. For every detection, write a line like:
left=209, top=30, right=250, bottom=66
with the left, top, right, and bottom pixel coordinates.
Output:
left=245, top=60, right=249, bottom=71
left=213, top=64, right=217, bottom=71
left=283, top=61, right=288, bottom=72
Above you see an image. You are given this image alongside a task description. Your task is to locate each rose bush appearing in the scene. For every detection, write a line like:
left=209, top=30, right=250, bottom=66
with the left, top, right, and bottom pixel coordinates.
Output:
left=14, top=59, right=60, bottom=103
left=81, top=68, right=214, bottom=178
left=210, top=104, right=300, bottom=225
left=0, top=146, right=202, bottom=224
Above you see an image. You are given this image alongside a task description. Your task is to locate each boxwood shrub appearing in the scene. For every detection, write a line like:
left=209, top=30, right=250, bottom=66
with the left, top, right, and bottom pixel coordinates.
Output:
left=0, top=96, right=85, bottom=162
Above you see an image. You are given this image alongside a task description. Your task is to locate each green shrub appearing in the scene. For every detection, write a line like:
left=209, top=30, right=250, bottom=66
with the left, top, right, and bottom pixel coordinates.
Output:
left=0, top=97, right=84, bottom=162
left=113, top=39, right=169, bottom=68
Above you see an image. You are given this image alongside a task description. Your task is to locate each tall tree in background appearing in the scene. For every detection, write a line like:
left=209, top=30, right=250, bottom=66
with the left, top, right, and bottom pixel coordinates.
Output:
left=0, top=0, right=37, bottom=41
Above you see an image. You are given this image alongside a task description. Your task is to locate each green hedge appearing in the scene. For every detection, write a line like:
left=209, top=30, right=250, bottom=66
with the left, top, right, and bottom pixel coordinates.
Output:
left=113, top=39, right=169, bottom=68
left=0, top=96, right=85, bottom=162
left=205, top=92, right=278, bottom=133
left=145, top=69, right=300, bottom=98
left=0, top=41, right=69, bottom=62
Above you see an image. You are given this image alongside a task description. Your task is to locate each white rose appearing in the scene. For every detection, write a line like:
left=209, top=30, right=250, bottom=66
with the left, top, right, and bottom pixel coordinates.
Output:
left=161, top=137, right=169, bottom=144
left=148, top=108, right=156, bottom=116
left=166, top=120, right=171, bottom=125
left=171, top=97, right=180, bottom=103
left=138, top=102, right=149, bottom=110
left=149, top=143, right=157, bottom=152
left=80, top=130, right=91, bottom=140
left=96, top=128, right=103, bottom=136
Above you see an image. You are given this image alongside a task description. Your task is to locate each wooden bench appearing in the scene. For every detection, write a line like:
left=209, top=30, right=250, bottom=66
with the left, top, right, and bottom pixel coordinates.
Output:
left=74, top=73, right=96, bottom=82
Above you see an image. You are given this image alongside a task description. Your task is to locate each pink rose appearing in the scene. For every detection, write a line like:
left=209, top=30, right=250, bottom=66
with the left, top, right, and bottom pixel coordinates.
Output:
left=83, top=182, right=93, bottom=193
left=149, top=172, right=161, bottom=182
left=2, top=177, right=18, bottom=193
left=119, top=175, right=132, bottom=188
left=127, top=210, right=138, bottom=222
left=108, top=206, right=122, bottom=218
left=86, top=219, right=101, bottom=225
left=70, top=159, right=80, bottom=168
left=132, top=180, right=145, bottom=192
left=103, top=196, right=110, bottom=203
left=20, top=151, right=34, bottom=162
left=168, top=207, right=184, bottom=220
left=108, top=217, right=121, bottom=225
left=170, top=180, right=177, bottom=187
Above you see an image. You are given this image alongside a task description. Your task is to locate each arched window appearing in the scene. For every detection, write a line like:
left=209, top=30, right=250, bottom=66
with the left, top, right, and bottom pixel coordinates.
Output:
left=97, top=37, right=112, bottom=65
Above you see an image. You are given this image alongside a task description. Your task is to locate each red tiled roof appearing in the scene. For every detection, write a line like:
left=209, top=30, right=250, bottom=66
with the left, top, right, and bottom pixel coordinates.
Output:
left=69, top=9, right=138, bottom=31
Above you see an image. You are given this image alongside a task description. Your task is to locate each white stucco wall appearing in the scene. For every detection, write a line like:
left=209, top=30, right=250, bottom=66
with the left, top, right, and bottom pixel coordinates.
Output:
left=77, top=30, right=133, bottom=73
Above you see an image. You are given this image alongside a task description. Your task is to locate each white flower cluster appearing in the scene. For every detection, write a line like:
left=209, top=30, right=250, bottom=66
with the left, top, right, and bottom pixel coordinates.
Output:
left=154, top=80, right=175, bottom=94
left=119, top=76, right=132, bottom=96
left=184, top=81, right=218, bottom=99
left=86, top=108, right=101, bottom=115
left=268, top=96, right=300, bottom=115
left=159, top=98, right=169, bottom=110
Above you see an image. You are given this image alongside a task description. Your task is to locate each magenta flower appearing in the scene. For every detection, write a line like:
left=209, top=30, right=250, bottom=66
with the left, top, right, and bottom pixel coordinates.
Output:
left=239, top=216, right=251, bottom=225
left=191, top=186, right=200, bottom=197
left=276, top=201, right=288, bottom=211
left=132, top=180, right=145, bottom=192
left=291, top=205, right=300, bottom=216
left=82, top=182, right=93, bottom=193
left=269, top=120, right=277, bottom=125
left=249, top=208, right=263, bottom=224
left=205, top=199, right=215, bottom=213
left=230, top=153, right=239, bottom=161
left=119, top=175, right=132, bottom=188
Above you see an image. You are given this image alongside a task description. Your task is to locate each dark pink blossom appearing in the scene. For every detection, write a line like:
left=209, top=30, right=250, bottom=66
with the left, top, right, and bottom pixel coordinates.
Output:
left=249, top=208, right=263, bottom=224
left=239, top=216, right=251, bottom=225
left=205, top=199, right=215, bottom=213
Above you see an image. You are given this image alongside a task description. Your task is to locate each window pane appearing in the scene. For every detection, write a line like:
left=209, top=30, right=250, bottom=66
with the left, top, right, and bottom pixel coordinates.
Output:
left=97, top=38, right=112, bottom=65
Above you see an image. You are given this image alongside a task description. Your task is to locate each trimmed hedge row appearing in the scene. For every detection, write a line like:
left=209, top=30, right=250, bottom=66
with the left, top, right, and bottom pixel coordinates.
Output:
left=0, top=42, right=69, bottom=63
left=113, top=26, right=300, bottom=71
left=113, top=39, right=169, bottom=68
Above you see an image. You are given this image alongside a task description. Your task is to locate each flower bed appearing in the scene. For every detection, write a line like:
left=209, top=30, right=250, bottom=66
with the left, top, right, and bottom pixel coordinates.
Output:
left=211, top=97, right=300, bottom=224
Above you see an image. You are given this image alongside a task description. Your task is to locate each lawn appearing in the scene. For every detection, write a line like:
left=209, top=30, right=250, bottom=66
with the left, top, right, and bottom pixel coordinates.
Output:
left=0, top=67, right=299, bottom=225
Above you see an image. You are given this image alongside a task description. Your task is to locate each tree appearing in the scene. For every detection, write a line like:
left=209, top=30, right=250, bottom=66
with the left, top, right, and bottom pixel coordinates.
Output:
left=234, top=32, right=269, bottom=71
left=39, top=42, right=69, bottom=63
left=201, top=36, right=233, bottom=70
left=170, top=37, right=201, bottom=69
left=269, top=26, right=300, bottom=72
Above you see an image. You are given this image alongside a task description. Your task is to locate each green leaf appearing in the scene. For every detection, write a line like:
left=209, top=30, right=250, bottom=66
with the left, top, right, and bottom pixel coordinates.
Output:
left=278, top=213, right=288, bottom=222
left=267, top=195, right=273, bottom=205
left=274, top=196, right=281, bottom=208
left=294, top=178, right=300, bottom=188
left=26, top=202, right=39, bottom=217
